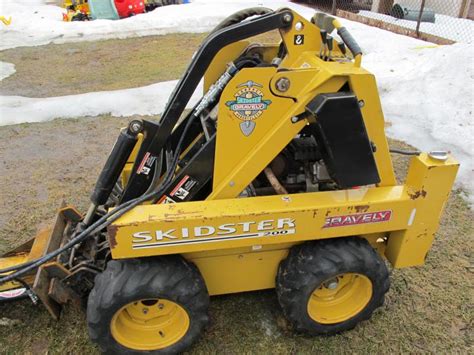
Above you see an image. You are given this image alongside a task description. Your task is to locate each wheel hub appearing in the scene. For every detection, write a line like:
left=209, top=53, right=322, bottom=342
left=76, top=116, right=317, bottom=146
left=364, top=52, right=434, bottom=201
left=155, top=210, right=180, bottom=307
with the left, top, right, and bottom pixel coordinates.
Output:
left=307, top=273, right=373, bottom=324
left=110, top=298, right=190, bottom=350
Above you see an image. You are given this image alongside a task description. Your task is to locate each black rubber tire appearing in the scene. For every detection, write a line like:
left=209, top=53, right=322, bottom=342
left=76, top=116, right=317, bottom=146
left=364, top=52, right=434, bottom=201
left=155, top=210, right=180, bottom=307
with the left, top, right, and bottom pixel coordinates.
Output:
left=87, top=256, right=209, bottom=354
left=276, top=237, right=389, bottom=335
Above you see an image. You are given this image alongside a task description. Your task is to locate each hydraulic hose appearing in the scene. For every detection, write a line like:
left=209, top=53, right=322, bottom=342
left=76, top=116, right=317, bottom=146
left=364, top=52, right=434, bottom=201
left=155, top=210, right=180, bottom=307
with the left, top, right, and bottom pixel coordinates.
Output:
left=0, top=113, right=197, bottom=284
left=0, top=198, right=138, bottom=276
left=209, top=7, right=273, bottom=35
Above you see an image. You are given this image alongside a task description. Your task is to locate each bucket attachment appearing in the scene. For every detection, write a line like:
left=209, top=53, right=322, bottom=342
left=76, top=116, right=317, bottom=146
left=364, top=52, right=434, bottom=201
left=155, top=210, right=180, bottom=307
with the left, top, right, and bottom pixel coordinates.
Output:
left=0, top=205, right=82, bottom=319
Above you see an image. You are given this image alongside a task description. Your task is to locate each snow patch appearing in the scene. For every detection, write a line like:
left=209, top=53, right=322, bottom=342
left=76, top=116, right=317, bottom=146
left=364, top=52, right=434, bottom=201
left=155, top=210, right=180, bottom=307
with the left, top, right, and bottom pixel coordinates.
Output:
left=0, top=62, right=16, bottom=81
left=381, top=45, right=473, bottom=204
left=0, top=80, right=202, bottom=125
left=0, top=0, right=314, bottom=51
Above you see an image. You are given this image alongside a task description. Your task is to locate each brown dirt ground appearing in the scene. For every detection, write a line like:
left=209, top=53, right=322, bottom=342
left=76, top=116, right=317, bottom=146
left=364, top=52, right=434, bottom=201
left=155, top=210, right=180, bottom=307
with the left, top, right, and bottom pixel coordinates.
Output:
left=0, top=116, right=471, bottom=354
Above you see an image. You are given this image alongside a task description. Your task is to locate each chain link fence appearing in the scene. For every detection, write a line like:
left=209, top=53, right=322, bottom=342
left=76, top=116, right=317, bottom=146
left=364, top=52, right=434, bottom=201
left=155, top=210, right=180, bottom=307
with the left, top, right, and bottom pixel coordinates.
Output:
left=293, top=0, right=473, bottom=44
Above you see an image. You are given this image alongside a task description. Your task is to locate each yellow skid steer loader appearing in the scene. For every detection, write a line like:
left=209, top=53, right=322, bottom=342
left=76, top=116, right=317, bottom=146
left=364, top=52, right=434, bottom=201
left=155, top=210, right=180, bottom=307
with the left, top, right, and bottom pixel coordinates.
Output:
left=0, top=8, right=458, bottom=354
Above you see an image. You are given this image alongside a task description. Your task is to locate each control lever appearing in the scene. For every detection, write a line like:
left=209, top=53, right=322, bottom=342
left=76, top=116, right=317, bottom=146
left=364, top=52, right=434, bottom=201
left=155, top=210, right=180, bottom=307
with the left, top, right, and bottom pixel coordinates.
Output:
left=327, top=35, right=334, bottom=61
left=337, top=40, right=347, bottom=57
left=319, top=29, right=328, bottom=60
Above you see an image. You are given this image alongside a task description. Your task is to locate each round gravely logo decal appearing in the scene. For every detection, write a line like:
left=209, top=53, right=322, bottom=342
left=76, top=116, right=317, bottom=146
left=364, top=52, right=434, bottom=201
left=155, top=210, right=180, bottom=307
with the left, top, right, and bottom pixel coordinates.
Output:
left=225, top=80, right=272, bottom=136
left=324, top=210, right=392, bottom=228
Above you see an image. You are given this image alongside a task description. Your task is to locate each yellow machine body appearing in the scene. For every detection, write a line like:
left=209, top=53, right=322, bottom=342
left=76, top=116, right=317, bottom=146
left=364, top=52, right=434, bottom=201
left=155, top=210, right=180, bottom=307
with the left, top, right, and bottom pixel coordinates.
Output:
left=109, top=11, right=459, bottom=296
left=110, top=154, right=458, bottom=296
left=0, top=10, right=458, bottom=306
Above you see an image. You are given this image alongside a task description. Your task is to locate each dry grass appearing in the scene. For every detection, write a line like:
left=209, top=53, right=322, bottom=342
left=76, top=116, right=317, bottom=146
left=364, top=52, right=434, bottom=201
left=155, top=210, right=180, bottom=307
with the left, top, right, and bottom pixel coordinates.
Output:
left=0, top=34, right=472, bottom=354
left=0, top=31, right=279, bottom=98
left=0, top=34, right=206, bottom=97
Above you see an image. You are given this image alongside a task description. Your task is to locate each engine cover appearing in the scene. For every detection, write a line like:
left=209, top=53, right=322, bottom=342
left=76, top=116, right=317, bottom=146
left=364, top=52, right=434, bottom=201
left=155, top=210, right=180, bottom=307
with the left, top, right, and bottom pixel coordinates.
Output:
left=306, top=92, right=380, bottom=188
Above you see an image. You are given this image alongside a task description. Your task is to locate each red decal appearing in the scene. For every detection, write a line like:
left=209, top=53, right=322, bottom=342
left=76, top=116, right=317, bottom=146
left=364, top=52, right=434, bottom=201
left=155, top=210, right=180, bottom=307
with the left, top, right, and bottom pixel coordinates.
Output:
left=324, top=210, right=392, bottom=228
left=157, top=195, right=175, bottom=204
left=170, top=175, right=190, bottom=196
left=137, top=152, right=151, bottom=174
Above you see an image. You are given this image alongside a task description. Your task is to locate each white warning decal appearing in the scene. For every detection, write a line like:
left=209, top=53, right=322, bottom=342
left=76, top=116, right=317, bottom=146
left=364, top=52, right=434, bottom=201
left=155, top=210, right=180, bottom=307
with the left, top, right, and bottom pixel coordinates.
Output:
left=169, top=175, right=198, bottom=201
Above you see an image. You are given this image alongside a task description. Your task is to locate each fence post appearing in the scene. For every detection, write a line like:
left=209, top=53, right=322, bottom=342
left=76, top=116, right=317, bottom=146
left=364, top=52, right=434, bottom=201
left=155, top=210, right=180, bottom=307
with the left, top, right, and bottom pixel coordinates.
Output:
left=416, top=0, right=426, bottom=37
left=331, top=0, right=337, bottom=15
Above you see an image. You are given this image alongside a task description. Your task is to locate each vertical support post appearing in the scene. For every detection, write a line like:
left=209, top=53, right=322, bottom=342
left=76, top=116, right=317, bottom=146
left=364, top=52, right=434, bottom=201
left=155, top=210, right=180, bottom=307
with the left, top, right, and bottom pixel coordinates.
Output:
left=459, top=0, right=472, bottom=18
left=385, top=154, right=459, bottom=268
left=416, top=0, right=426, bottom=37
left=331, top=0, right=337, bottom=15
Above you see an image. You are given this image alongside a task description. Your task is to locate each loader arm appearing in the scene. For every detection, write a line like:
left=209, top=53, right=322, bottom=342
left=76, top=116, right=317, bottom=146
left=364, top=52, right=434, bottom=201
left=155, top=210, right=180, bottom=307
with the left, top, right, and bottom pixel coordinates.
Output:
left=120, top=9, right=294, bottom=202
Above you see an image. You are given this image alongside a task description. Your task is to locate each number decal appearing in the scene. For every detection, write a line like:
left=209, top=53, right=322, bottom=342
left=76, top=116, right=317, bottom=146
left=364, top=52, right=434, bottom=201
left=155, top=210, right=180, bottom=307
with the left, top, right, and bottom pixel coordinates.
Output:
left=264, top=230, right=290, bottom=236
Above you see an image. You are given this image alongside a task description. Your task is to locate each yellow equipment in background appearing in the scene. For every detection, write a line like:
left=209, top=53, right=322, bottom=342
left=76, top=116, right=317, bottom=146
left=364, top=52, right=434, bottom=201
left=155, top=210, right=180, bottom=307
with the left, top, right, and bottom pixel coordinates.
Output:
left=62, top=0, right=90, bottom=21
left=63, top=0, right=90, bottom=13
left=0, top=8, right=459, bottom=354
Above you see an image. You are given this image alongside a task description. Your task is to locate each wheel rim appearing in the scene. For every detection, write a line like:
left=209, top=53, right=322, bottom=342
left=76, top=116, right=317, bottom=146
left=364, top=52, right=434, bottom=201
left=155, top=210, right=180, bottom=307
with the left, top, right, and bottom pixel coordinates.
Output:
left=307, top=273, right=373, bottom=324
left=110, top=299, right=190, bottom=350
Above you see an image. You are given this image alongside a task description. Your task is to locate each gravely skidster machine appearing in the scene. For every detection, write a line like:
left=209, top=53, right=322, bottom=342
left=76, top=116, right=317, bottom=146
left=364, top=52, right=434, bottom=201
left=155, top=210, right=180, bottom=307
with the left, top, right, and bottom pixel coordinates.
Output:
left=0, top=8, right=458, bottom=354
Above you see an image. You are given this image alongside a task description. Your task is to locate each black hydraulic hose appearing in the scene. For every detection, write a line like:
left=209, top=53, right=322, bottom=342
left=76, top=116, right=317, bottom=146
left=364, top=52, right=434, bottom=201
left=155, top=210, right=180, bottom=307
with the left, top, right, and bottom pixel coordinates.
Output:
left=0, top=114, right=197, bottom=284
left=0, top=198, right=138, bottom=275
left=389, top=148, right=421, bottom=156
left=337, top=26, right=363, bottom=57
left=209, top=7, right=273, bottom=35
left=0, top=201, right=141, bottom=283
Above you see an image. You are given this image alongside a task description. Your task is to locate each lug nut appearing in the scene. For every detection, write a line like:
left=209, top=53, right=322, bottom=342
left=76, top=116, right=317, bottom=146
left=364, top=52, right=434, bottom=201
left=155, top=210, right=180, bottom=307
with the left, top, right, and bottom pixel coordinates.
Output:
left=324, top=278, right=339, bottom=289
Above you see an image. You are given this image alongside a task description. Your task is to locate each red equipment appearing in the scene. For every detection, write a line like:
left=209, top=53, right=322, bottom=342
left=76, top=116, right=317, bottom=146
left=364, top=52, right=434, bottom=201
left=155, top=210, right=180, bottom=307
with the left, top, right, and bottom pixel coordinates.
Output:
left=114, top=0, right=145, bottom=18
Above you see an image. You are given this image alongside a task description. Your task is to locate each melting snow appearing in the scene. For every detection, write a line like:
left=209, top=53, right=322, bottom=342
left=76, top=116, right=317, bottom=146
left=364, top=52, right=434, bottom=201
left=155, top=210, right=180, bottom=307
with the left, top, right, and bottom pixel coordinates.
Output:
left=0, top=62, right=15, bottom=81
left=0, top=80, right=202, bottom=125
